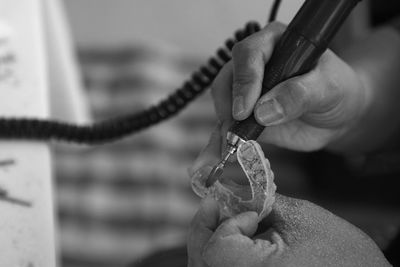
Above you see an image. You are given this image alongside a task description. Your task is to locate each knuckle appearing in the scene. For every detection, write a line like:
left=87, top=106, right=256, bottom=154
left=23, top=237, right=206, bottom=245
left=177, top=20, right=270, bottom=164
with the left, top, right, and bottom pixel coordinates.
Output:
left=325, top=72, right=344, bottom=100
left=231, top=40, right=265, bottom=95
left=315, top=74, right=344, bottom=109
left=219, top=218, right=236, bottom=230
left=266, top=21, right=287, bottom=31
left=260, top=21, right=286, bottom=35
left=232, top=40, right=253, bottom=57
left=317, top=52, right=345, bottom=99
left=232, top=39, right=263, bottom=63
left=216, top=220, right=229, bottom=233
left=293, top=79, right=309, bottom=102
left=232, top=61, right=260, bottom=95
left=282, top=78, right=309, bottom=105
left=257, top=22, right=287, bottom=41
left=318, top=49, right=336, bottom=67
left=232, top=73, right=258, bottom=95
left=232, top=41, right=262, bottom=68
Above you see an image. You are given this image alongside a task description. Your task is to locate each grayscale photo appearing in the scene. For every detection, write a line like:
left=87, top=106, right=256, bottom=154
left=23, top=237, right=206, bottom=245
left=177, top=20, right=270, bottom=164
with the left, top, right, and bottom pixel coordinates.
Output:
left=0, top=0, right=399, bottom=266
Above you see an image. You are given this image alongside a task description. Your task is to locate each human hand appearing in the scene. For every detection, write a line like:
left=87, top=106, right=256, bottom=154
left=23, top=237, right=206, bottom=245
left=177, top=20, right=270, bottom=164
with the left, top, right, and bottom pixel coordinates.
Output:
left=212, top=22, right=369, bottom=152
left=187, top=194, right=390, bottom=267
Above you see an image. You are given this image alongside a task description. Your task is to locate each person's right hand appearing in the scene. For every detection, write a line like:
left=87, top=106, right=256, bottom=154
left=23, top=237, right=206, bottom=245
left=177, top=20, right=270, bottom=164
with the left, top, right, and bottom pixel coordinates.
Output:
left=212, top=22, right=369, bottom=152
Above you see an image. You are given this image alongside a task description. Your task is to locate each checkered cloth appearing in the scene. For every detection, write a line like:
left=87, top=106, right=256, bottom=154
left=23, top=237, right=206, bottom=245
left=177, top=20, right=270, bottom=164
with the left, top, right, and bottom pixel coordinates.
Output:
left=55, top=45, right=216, bottom=267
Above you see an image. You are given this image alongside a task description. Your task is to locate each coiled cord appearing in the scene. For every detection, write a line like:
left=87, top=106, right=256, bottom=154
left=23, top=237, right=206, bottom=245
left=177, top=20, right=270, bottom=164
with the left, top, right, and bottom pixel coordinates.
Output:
left=268, top=0, right=282, bottom=22
left=0, top=1, right=281, bottom=145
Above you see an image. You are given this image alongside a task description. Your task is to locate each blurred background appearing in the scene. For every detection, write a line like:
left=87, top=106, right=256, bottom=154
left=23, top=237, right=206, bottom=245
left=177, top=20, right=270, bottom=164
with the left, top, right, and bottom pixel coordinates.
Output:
left=53, top=1, right=400, bottom=266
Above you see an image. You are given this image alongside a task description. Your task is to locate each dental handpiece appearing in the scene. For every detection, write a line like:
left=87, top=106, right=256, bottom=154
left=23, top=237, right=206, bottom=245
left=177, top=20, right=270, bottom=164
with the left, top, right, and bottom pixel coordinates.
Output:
left=206, top=0, right=362, bottom=187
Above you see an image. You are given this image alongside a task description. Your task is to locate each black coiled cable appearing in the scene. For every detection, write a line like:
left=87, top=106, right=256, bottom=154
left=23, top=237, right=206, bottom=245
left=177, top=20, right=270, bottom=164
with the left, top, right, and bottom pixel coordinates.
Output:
left=0, top=1, right=281, bottom=145
left=268, top=0, right=282, bottom=22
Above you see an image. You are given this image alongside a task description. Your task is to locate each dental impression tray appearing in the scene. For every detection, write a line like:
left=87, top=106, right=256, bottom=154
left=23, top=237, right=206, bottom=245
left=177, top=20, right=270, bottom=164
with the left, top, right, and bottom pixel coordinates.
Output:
left=191, top=140, right=276, bottom=219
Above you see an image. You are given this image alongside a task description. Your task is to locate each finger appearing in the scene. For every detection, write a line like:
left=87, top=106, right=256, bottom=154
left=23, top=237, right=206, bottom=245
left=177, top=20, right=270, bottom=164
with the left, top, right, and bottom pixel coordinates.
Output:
left=210, top=63, right=235, bottom=158
left=254, top=51, right=345, bottom=127
left=189, top=123, right=223, bottom=177
left=188, top=197, right=220, bottom=266
left=254, top=227, right=286, bottom=253
left=204, top=236, right=277, bottom=267
left=203, top=212, right=280, bottom=267
left=212, top=211, right=259, bottom=239
left=201, top=212, right=259, bottom=267
left=231, top=22, right=286, bottom=120
left=211, top=61, right=233, bottom=124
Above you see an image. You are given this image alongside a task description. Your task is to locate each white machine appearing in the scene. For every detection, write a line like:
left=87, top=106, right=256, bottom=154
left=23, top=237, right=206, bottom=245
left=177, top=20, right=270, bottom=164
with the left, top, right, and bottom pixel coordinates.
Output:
left=0, top=0, right=88, bottom=266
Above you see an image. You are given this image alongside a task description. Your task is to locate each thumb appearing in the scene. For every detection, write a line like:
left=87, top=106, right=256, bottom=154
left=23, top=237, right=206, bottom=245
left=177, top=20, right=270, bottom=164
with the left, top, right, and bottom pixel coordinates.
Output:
left=203, top=212, right=280, bottom=267
left=213, top=211, right=259, bottom=239
left=254, top=51, right=345, bottom=127
left=254, top=75, right=311, bottom=126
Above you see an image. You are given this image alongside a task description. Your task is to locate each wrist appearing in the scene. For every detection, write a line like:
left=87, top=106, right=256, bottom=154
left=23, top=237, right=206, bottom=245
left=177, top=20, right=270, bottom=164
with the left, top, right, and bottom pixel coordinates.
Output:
left=325, top=71, right=372, bottom=155
left=326, top=27, right=400, bottom=155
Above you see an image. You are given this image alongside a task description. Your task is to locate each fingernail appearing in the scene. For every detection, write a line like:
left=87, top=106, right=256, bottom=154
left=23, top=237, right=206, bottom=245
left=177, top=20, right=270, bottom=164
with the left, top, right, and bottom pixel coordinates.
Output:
left=255, top=98, right=285, bottom=126
left=233, top=96, right=245, bottom=118
left=188, top=157, right=209, bottom=177
left=191, top=166, right=214, bottom=198
left=190, top=165, right=213, bottom=184
left=188, top=156, right=205, bottom=177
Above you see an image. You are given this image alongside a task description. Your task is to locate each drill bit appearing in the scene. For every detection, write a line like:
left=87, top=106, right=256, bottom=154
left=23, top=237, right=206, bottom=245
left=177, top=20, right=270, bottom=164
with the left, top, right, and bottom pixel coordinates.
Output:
left=205, top=152, right=231, bottom=187
left=205, top=132, right=246, bottom=187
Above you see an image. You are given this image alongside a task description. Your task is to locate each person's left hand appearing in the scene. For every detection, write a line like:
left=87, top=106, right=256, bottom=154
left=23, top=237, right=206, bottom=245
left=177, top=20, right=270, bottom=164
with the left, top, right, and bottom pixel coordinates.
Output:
left=187, top=195, right=390, bottom=267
